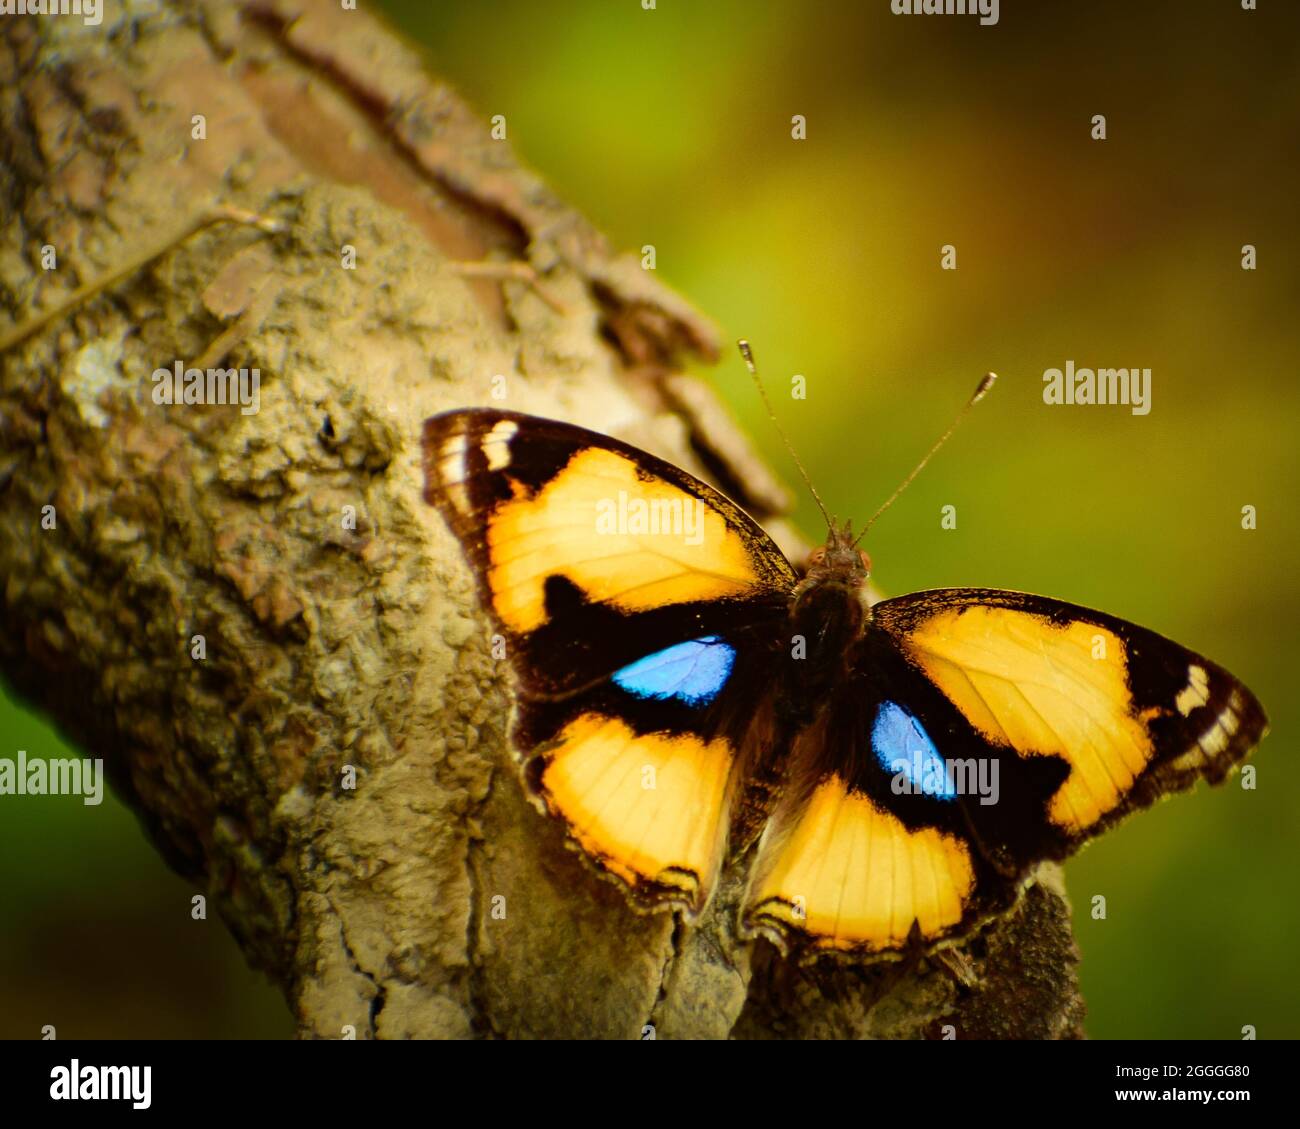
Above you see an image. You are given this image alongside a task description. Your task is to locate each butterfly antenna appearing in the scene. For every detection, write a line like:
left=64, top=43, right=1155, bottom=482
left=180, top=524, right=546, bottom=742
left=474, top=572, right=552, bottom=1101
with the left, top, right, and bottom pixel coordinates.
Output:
left=738, top=340, right=834, bottom=529
left=852, top=372, right=997, bottom=548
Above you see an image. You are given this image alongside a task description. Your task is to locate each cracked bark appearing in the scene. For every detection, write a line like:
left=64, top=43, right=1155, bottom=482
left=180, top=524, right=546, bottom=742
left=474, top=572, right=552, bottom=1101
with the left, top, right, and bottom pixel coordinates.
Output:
left=0, top=0, right=1084, bottom=1039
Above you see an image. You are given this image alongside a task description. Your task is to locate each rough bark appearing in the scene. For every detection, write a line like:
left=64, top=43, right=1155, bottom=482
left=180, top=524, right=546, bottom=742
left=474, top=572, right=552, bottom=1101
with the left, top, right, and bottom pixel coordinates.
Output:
left=0, top=0, right=1084, bottom=1038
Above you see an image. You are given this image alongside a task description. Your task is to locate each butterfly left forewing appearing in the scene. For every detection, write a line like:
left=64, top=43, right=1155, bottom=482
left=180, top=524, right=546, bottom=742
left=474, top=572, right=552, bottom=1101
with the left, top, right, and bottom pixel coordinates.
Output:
left=422, top=409, right=795, bottom=696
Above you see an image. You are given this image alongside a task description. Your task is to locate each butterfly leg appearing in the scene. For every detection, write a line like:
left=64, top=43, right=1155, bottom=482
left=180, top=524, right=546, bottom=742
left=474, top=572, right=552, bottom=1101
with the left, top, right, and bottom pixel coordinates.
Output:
left=930, top=945, right=978, bottom=990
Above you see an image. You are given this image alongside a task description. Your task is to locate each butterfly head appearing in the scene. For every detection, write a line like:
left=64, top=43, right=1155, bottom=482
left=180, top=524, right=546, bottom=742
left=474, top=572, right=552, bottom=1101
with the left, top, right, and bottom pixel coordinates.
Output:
left=805, top=519, right=872, bottom=585
left=791, top=519, right=872, bottom=650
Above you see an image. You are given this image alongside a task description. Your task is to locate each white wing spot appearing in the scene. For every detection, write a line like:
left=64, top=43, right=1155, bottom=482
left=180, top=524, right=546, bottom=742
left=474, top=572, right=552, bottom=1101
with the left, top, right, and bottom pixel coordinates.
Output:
left=1196, top=693, right=1243, bottom=758
left=1175, top=664, right=1210, bottom=717
left=438, top=433, right=471, bottom=512
left=483, top=419, right=519, bottom=472
left=439, top=433, right=469, bottom=483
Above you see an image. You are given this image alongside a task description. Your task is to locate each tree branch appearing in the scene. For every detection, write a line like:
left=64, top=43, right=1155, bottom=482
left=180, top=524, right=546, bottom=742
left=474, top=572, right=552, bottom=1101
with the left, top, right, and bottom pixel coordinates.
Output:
left=0, top=0, right=1082, bottom=1038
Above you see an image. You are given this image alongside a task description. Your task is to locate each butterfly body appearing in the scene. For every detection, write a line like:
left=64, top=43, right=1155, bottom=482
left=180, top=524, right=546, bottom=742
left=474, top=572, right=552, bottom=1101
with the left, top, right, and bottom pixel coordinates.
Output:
left=423, top=408, right=1266, bottom=959
left=784, top=527, right=871, bottom=708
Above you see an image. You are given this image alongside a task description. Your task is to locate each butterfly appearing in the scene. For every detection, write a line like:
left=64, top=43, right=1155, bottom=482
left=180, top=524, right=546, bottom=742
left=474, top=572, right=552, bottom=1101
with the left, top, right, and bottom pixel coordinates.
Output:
left=421, top=404, right=1267, bottom=959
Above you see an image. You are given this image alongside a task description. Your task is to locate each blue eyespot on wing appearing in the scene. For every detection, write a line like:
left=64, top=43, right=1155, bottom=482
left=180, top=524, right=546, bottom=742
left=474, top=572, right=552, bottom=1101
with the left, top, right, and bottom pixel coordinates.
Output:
left=612, top=637, right=736, bottom=706
left=873, top=700, right=955, bottom=801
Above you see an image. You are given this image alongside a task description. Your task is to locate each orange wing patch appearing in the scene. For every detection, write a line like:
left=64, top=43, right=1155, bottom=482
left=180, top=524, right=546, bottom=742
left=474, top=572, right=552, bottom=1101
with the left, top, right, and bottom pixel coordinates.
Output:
left=899, top=607, right=1152, bottom=833
left=486, top=448, right=766, bottom=632
left=745, top=777, right=976, bottom=953
left=532, top=713, right=735, bottom=911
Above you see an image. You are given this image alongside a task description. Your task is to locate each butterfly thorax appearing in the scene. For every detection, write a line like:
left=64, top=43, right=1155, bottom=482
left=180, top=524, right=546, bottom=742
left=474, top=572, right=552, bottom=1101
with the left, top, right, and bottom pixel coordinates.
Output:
left=783, top=521, right=872, bottom=721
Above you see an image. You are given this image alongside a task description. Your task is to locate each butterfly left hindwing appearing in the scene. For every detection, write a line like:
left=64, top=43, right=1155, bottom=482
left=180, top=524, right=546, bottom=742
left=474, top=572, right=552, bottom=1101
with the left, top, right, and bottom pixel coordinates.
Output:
left=422, top=409, right=794, bottom=694
left=515, top=629, right=783, bottom=910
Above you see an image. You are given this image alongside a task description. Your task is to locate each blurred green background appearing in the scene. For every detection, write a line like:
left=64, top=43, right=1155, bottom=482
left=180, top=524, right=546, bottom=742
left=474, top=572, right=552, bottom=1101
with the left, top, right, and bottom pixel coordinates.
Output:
left=2, top=1, right=1296, bottom=1039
